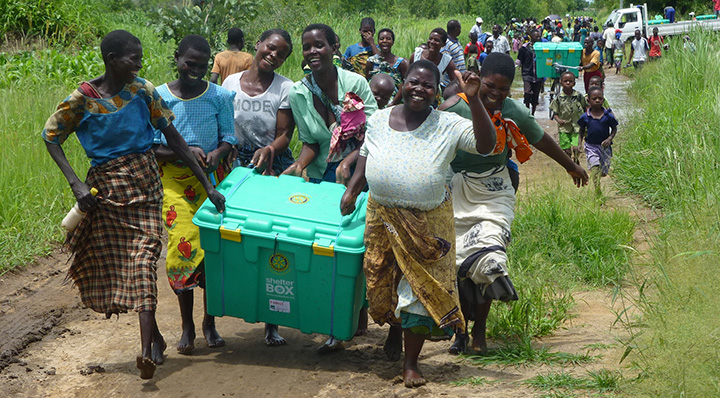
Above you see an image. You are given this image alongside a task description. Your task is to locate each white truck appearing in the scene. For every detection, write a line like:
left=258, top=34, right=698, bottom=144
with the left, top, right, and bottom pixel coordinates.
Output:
left=604, top=3, right=720, bottom=42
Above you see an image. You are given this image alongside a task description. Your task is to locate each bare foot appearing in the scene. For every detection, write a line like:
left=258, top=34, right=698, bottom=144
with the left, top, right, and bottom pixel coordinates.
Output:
left=264, top=323, right=287, bottom=346
left=136, top=356, right=156, bottom=380
left=354, top=307, right=368, bottom=336
left=203, top=318, right=225, bottom=348
left=317, top=336, right=344, bottom=354
left=383, top=325, right=403, bottom=361
left=151, top=334, right=167, bottom=365
left=402, top=364, right=427, bottom=388
left=448, top=332, right=468, bottom=355
left=470, top=330, right=488, bottom=355
left=177, top=325, right=195, bottom=354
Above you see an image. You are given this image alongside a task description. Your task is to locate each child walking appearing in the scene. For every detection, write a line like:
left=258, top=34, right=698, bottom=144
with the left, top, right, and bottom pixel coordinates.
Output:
left=612, top=31, right=624, bottom=74
left=152, top=35, right=237, bottom=355
left=549, top=71, right=587, bottom=164
left=578, top=86, right=618, bottom=195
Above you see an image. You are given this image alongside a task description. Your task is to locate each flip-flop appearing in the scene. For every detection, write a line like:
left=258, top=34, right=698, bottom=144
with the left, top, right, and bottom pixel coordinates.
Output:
left=136, top=356, right=156, bottom=380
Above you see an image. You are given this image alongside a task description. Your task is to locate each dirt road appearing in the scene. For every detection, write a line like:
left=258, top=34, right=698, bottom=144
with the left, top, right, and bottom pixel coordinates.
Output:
left=0, top=71, right=642, bottom=398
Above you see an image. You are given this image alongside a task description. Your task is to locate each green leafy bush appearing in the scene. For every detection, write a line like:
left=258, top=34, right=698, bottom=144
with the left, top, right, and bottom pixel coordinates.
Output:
left=156, top=0, right=260, bottom=51
left=0, top=0, right=108, bottom=46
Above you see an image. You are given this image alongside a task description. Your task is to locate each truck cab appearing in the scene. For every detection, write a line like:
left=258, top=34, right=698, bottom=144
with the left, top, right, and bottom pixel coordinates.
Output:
left=604, top=5, right=646, bottom=42
left=605, top=3, right=720, bottom=42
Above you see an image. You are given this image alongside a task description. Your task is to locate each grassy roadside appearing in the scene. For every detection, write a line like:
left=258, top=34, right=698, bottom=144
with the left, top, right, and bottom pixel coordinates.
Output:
left=614, top=30, right=720, bottom=396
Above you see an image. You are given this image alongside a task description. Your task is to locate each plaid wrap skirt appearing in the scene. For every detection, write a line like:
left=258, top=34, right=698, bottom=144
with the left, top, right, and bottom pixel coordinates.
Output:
left=66, top=151, right=164, bottom=315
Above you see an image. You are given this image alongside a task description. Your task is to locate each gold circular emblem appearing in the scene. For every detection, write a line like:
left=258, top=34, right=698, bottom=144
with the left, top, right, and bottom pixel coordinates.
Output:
left=269, top=253, right=289, bottom=273
left=289, top=194, right=309, bottom=204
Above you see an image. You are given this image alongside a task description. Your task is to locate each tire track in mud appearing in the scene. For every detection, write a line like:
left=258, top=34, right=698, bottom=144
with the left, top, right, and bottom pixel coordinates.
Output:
left=0, top=252, right=79, bottom=370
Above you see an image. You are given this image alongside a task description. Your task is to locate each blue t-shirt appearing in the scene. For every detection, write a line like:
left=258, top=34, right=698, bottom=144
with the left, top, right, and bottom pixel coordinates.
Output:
left=478, top=33, right=488, bottom=46
left=578, top=109, right=618, bottom=145
left=344, top=43, right=372, bottom=58
left=478, top=52, right=489, bottom=64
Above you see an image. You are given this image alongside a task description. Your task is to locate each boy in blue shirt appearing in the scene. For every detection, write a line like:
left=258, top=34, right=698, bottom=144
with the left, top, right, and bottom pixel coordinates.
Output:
left=578, top=86, right=618, bottom=195
left=343, top=17, right=378, bottom=75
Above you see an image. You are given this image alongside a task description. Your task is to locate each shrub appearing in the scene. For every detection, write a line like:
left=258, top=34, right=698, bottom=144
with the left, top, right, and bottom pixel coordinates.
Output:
left=155, top=0, right=261, bottom=52
left=0, top=0, right=108, bottom=46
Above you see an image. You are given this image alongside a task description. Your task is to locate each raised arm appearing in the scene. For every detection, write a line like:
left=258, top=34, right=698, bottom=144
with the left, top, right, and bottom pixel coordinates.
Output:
left=455, top=71, right=495, bottom=154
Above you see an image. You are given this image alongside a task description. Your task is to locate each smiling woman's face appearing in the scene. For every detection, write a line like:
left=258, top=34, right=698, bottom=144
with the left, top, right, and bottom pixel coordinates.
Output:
left=478, top=73, right=512, bottom=111
left=302, top=29, right=333, bottom=72
left=401, top=67, right=436, bottom=111
left=255, top=34, right=291, bottom=73
left=112, top=42, right=143, bottom=85
left=427, top=32, right=444, bottom=52
left=176, top=47, right=209, bottom=88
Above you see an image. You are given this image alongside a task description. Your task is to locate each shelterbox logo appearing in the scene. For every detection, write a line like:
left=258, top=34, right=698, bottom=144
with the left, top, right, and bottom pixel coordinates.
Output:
left=269, top=253, right=289, bottom=273
left=265, top=278, right=295, bottom=297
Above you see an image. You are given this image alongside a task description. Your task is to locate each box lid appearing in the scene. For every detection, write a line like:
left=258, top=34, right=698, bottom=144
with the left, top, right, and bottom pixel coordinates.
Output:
left=193, top=167, right=367, bottom=254
left=533, top=42, right=557, bottom=53
left=556, top=42, right=583, bottom=52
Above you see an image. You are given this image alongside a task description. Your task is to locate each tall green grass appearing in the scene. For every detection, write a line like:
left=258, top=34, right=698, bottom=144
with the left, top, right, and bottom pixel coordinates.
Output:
left=0, top=85, right=87, bottom=273
left=488, top=184, right=635, bottom=341
left=613, top=29, right=720, bottom=396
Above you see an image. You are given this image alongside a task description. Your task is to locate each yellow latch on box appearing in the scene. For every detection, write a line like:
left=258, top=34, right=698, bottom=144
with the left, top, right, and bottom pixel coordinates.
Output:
left=220, top=226, right=242, bottom=242
left=312, top=243, right=334, bottom=257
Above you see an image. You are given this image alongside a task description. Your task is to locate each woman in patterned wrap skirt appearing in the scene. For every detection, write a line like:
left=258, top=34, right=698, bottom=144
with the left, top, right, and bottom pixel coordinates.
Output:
left=42, top=30, right=225, bottom=380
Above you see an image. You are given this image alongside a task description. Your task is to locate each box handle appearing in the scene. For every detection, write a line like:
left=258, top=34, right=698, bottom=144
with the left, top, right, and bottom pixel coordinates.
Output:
left=220, top=226, right=242, bottom=242
left=313, top=243, right=335, bottom=256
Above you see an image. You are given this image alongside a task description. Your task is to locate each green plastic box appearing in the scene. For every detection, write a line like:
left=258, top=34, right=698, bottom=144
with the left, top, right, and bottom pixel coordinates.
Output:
left=697, top=14, right=717, bottom=20
left=193, top=167, right=368, bottom=341
left=648, top=19, right=670, bottom=25
left=534, top=42, right=560, bottom=78
left=556, top=42, right=583, bottom=77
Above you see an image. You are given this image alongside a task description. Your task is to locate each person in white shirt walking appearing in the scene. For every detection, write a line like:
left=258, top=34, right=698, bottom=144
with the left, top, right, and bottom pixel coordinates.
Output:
left=602, top=22, right=616, bottom=68
left=628, top=29, right=649, bottom=69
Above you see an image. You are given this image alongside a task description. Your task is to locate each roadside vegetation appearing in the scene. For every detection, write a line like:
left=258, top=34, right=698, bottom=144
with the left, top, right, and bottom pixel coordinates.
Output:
left=614, top=29, right=720, bottom=397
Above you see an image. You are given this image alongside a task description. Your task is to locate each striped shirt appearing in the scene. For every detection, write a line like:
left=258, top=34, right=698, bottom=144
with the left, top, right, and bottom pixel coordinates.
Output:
left=441, top=37, right=466, bottom=87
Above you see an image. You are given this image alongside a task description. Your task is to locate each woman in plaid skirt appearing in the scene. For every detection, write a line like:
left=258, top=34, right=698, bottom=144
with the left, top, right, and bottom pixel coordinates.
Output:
left=42, top=30, right=225, bottom=380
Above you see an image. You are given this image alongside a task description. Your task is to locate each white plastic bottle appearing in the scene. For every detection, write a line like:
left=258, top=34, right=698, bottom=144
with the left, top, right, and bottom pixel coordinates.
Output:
left=62, top=187, right=98, bottom=232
